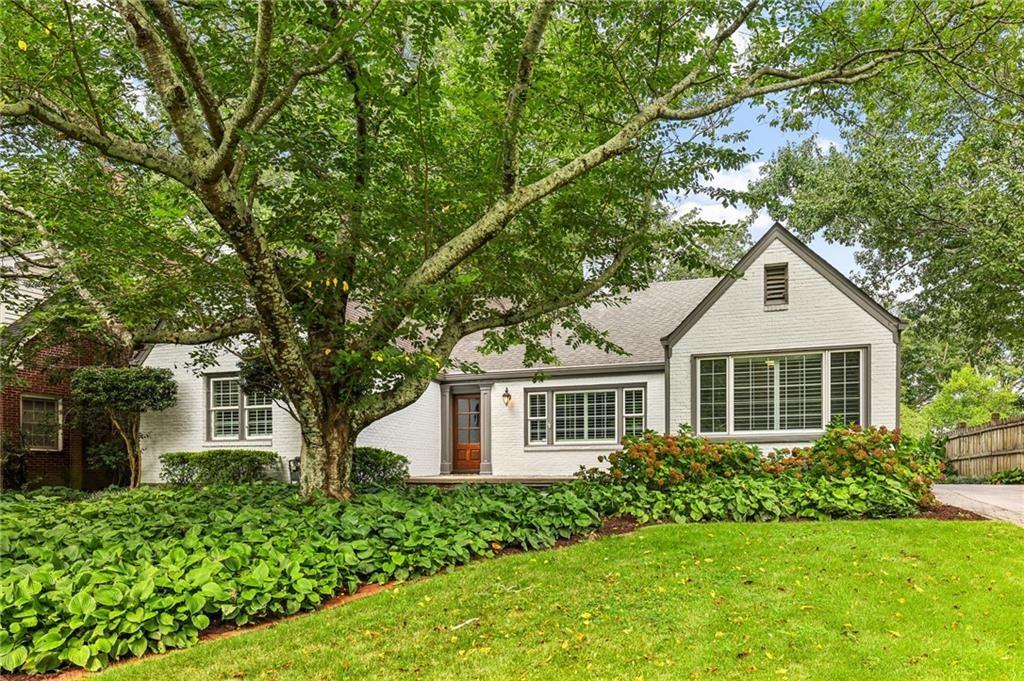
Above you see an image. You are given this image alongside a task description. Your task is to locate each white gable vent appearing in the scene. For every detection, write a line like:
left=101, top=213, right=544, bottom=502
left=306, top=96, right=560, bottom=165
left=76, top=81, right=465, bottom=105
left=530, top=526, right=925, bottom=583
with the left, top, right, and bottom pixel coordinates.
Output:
left=764, top=263, right=788, bottom=307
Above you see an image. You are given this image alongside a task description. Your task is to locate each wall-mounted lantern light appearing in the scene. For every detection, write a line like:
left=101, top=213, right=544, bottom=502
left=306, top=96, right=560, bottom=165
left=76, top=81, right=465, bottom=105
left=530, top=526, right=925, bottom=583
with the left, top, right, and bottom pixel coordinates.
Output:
left=502, top=387, right=512, bottom=407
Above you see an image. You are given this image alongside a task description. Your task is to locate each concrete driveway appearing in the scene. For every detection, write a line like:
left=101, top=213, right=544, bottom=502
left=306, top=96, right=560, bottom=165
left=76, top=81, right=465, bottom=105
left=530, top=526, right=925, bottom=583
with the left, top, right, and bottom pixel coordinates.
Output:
left=932, top=484, right=1024, bottom=525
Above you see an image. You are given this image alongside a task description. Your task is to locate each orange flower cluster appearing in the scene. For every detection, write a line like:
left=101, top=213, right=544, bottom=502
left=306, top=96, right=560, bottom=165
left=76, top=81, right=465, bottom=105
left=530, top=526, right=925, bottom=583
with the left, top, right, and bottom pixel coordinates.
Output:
left=603, top=424, right=942, bottom=496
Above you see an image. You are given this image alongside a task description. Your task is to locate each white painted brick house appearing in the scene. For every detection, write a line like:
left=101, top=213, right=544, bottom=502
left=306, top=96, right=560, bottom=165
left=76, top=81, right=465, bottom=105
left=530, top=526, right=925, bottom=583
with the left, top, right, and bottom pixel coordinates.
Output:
left=139, top=225, right=904, bottom=481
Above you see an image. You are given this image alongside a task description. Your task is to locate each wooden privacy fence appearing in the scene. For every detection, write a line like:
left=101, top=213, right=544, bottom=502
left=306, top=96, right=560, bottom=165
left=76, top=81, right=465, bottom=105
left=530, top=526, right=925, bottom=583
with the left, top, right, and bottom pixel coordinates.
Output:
left=945, top=414, right=1024, bottom=477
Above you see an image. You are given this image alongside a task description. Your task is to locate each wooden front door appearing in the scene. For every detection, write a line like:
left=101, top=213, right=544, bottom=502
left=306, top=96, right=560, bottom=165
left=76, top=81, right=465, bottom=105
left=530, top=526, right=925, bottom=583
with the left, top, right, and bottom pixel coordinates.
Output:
left=452, top=393, right=482, bottom=473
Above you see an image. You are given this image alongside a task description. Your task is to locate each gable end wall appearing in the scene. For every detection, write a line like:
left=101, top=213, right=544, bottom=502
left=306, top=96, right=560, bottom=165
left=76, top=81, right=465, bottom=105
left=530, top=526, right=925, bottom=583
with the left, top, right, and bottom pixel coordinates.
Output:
left=667, top=238, right=899, bottom=439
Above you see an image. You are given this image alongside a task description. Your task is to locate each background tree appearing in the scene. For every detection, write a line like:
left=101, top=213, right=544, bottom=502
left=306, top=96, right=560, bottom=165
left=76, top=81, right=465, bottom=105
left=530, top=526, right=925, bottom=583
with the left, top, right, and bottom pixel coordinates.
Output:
left=1, top=0, right=1013, bottom=497
left=70, top=367, right=178, bottom=488
left=749, top=5, right=1024, bottom=404
left=901, top=365, right=1022, bottom=437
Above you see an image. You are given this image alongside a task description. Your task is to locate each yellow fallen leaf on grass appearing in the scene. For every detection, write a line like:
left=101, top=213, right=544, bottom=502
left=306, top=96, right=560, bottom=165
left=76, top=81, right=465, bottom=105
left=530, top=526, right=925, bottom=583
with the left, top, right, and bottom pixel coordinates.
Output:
left=18, top=40, right=28, bottom=51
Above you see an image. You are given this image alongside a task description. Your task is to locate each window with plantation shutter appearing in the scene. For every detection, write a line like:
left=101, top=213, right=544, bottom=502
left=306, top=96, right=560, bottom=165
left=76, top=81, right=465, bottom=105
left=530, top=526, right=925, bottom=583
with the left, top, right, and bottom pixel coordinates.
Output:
left=764, top=263, right=788, bottom=306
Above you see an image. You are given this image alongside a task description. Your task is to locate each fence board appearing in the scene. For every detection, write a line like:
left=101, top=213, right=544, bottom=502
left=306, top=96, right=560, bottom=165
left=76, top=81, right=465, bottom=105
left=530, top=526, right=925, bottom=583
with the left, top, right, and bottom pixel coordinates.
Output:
left=945, top=415, right=1024, bottom=477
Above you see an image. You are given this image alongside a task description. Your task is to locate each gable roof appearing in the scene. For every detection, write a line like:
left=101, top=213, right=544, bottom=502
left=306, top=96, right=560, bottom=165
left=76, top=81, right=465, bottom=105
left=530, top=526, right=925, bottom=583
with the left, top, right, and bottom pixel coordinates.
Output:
left=446, top=277, right=719, bottom=377
left=661, top=223, right=905, bottom=349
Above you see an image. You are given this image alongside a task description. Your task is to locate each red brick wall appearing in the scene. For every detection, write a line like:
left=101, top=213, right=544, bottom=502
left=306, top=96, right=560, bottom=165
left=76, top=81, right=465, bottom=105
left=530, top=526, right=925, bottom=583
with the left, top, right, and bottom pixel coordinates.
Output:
left=1, top=340, right=123, bottom=490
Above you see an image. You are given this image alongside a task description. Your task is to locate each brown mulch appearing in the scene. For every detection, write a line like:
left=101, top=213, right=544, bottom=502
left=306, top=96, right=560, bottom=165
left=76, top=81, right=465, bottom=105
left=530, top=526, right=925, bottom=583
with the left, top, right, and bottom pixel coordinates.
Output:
left=915, top=503, right=987, bottom=521
left=10, top=509, right=984, bottom=680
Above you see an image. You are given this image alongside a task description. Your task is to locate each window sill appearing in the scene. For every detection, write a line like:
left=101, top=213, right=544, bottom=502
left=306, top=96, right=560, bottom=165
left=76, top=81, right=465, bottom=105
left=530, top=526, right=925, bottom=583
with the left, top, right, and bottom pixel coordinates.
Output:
left=700, top=431, right=824, bottom=444
left=524, top=442, right=619, bottom=452
left=203, top=440, right=274, bottom=448
left=763, top=304, right=788, bottom=312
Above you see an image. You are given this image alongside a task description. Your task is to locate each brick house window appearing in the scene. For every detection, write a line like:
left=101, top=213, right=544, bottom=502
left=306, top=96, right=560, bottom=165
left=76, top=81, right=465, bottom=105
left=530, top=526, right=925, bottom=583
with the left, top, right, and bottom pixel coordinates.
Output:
left=21, top=396, right=62, bottom=451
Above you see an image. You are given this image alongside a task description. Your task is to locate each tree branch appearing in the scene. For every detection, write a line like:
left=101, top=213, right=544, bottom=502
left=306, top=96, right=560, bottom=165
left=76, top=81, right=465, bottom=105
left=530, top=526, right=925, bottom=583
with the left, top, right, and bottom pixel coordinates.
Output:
left=62, top=0, right=105, bottom=137
left=145, top=0, right=225, bottom=144
left=247, top=0, right=381, bottom=136
left=133, top=316, right=260, bottom=344
left=201, top=0, right=274, bottom=180
left=501, top=0, right=557, bottom=194
left=0, top=97, right=193, bottom=184
left=117, top=0, right=212, bottom=160
left=460, top=240, right=640, bottom=335
left=399, top=1, right=759, bottom=296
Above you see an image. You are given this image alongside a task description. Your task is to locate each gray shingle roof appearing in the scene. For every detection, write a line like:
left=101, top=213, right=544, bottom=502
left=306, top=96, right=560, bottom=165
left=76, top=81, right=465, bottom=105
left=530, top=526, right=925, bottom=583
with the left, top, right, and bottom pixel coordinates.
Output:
left=447, top=278, right=719, bottom=374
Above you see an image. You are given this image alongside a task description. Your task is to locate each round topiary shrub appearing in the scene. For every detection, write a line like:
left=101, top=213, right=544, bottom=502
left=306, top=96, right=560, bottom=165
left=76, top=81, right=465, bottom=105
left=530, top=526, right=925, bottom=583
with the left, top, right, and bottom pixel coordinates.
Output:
left=352, top=447, right=409, bottom=487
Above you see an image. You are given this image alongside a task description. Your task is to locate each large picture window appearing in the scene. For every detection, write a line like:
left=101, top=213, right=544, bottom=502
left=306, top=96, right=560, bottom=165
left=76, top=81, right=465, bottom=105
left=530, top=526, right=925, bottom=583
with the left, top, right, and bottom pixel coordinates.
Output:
left=697, top=349, right=862, bottom=435
left=555, top=390, right=615, bottom=442
left=21, top=396, right=62, bottom=451
left=526, top=384, right=645, bottom=446
left=208, top=376, right=273, bottom=441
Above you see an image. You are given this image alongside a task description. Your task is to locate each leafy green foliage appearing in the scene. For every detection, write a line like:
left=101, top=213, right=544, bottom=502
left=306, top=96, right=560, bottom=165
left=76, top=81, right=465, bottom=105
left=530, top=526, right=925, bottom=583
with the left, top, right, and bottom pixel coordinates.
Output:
left=0, top=482, right=604, bottom=673
left=159, top=450, right=280, bottom=486
left=0, top=444, right=944, bottom=674
left=352, top=447, right=409, bottom=487
left=989, top=468, right=1024, bottom=485
left=70, top=368, right=178, bottom=415
left=916, top=366, right=1022, bottom=432
left=606, top=423, right=941, bottom=507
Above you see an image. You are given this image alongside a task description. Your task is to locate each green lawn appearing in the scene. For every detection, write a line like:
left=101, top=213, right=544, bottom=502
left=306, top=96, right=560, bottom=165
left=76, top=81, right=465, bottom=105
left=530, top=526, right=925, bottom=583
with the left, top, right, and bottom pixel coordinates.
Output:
left=98, top=520, right=1021, bottom=681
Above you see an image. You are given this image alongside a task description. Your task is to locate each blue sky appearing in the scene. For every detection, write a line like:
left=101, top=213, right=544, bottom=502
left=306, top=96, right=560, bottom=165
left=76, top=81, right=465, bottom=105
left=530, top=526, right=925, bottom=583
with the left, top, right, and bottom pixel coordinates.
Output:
left=669, top=103, right=861, bottom=277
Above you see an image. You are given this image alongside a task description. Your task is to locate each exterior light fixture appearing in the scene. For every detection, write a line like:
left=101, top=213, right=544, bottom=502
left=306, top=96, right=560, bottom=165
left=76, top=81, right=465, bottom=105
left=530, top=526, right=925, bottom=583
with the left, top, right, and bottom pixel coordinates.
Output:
left=502, top=387, right=512, bottom=406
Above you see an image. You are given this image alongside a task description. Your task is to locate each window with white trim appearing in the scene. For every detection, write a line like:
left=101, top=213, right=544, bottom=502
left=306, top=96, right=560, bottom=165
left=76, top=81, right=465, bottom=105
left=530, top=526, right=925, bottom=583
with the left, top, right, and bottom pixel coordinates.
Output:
left=208, top=376, right=273, bottom=440
left=527, top=392, right=547, bottom=444
left=829, top=350, right=861, bottom=425
left=698, top=358, right=727, bottom=433
left=623, top=387, right=645, bottom=436
left=246, top=391, right=274, bottom=437
left=554, top=390, right=616, bottom=443
left=695, top=350, right=863, bottom=435
left=21, top=396, right=62, bottom=450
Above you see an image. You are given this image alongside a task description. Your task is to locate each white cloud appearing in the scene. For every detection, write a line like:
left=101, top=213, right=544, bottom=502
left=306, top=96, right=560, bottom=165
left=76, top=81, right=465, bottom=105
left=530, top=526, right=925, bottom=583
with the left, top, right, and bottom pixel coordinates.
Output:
left=704, top=161, right=764, bottom=192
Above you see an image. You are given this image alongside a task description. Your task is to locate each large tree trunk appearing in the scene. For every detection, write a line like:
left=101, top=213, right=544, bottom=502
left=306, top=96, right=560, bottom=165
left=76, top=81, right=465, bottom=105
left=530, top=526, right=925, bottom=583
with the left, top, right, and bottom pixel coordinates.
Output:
left=298, top=404, right=356, bottom=500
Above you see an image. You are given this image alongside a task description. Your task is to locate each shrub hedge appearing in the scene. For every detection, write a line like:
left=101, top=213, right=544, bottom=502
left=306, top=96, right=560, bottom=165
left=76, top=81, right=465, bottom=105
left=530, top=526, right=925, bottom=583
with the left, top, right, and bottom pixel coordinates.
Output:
left=605, top=423, right=940, bottom=507
left=159, top=449, right=279, bottom=486
left=352, top=447, right=409, bottom=487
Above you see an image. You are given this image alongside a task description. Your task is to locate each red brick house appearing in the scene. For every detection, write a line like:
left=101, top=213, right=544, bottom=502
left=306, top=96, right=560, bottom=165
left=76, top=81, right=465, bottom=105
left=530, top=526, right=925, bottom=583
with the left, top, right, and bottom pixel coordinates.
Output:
left=1, top=316, right=124, bottom=490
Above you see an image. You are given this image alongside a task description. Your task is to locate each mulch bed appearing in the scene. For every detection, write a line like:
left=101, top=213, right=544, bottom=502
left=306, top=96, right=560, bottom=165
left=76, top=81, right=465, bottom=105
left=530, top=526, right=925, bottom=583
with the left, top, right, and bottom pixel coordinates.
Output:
left=915, top=503, right=987, bottom=521
left=11, top=508, right=985, bottom=680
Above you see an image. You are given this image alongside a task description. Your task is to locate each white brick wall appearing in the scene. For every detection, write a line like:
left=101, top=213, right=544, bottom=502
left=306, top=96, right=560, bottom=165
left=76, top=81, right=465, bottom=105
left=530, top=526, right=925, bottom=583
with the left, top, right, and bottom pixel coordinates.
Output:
left=667, top=238, right=899, bottom=448
left=139, top=344, right=442, bottom=482
left=487, top=371, right=665, bottom=476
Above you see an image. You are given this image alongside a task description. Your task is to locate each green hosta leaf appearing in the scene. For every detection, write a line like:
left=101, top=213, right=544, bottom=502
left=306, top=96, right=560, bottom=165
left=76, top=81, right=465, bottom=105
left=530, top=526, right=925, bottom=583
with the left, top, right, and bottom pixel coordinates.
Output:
left=0, top=646, right=28, bottom=671
left=128, top=637, right=148, bottom=658
left=68, top=592, right=97, bottom=617
left=66, top=645, right=91, bottom=667
left=33, top=629, right=67, bottom=652
left=185, top=593, right=206, bottom=614
left=192, top=613, right=210, bottom=629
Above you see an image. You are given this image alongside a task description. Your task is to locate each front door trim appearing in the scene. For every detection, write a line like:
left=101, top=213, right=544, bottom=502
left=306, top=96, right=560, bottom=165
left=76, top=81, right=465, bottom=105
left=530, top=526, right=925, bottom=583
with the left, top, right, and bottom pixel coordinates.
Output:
left=440, top=383, right=492, bottom=474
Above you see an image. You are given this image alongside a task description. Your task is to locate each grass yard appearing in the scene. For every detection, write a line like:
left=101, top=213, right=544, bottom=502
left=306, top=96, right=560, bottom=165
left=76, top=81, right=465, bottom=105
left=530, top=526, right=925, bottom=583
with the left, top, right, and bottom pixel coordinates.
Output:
left=96, top=520, right=1022, bottom=681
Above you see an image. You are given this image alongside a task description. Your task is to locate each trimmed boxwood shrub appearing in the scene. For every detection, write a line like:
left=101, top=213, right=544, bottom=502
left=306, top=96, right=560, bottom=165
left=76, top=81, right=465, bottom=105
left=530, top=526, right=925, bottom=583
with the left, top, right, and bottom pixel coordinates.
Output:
left=159, top=449, right=279, bottom=486
left=352, top=447, right=409, bottom=487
